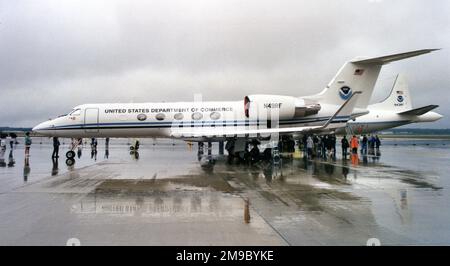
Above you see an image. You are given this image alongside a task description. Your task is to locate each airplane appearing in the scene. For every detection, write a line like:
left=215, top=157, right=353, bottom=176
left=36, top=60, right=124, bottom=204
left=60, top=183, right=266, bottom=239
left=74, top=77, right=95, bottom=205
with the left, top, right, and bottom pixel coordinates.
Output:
left=341, top=74, right=443, bottom=135
left=32, top=49, right=438, bottom=161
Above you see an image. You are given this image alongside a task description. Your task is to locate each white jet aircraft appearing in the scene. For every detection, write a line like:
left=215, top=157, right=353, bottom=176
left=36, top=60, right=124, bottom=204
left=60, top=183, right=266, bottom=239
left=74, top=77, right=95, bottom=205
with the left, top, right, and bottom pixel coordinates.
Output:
left=342, top=74, right=443, bottom=135
left=32, top=49, right=437, bottom=159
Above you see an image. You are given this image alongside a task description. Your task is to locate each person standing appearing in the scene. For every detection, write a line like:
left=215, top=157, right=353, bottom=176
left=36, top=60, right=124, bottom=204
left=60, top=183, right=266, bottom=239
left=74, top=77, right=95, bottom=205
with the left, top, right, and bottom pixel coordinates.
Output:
left=351, top=135, right=359, bottom=155
left=375, top=135, right=381, bottom=151
left=250, top=142, right=260, bottom=164
left=7, top=134, right=13, bottom=149
left=0, top=147, right=5, bottom=167
left=361, top=135, right=368, bottom=154
left=301, top=135, right=307, bottom=154
left=90, top=138, right=98, bottom=160
left=306, top=135, right=314, bottom=159
left=0, top=135, right=6, bottom=151
left=341, top=136, right=349, bottom=160
left=225, top=139, right=235, bottom=163
left=325, top=135, right=333, bottom=159
left=105, top=137, right=110, bottom=159
left=77, top=138, right=83, bottom=159
left=24, top=132, right=32, bottom=157
left=11, top=133, right=18, bottom=148
left=52, top=137, right=60, bottom=158
left=368, top=135, right=375, bottom=154
left=321, top=135, right=327, bottom=159
left=313, top=135, right=319, bottom=158
left=331, top=134, right=337, bottom=159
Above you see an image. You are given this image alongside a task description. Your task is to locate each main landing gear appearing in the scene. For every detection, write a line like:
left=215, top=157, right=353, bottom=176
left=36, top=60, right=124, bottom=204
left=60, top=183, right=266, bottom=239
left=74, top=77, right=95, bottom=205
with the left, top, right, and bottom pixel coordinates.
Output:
left=129, top=139, right=140, bottom=159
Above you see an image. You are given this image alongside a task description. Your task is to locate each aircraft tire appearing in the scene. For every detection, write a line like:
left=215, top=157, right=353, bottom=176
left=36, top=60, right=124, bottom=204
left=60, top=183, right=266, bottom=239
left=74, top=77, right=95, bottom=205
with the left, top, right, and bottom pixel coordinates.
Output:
left=66, top=150, right=76, bottom=159
left=66, top=158, right=75, bottom=166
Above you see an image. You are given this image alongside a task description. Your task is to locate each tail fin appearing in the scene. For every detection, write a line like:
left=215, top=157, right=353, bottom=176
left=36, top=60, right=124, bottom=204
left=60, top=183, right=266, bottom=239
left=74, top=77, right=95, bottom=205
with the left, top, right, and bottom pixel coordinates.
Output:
left=370, top=74, right=412, bottom=111
left=312, top=49, right=438, bottom=109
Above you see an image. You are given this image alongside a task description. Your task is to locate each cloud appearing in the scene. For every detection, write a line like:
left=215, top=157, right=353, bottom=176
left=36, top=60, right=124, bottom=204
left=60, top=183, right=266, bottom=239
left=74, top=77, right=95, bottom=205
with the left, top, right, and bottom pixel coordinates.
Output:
left=0, top=0, right=449, bottom=128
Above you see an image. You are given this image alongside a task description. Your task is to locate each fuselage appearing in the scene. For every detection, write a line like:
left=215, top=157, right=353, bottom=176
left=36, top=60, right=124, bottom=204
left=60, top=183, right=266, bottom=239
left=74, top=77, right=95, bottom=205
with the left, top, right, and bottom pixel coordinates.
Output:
left=341, top=109, right=443, bottom=135
left=33, top=99, right=349, bottom=139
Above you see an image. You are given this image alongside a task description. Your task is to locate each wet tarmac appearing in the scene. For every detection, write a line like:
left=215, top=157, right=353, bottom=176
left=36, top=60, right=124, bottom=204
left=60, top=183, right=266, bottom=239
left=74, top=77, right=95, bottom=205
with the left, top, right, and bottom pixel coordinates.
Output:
left=1, top=138, right=450, bottom=246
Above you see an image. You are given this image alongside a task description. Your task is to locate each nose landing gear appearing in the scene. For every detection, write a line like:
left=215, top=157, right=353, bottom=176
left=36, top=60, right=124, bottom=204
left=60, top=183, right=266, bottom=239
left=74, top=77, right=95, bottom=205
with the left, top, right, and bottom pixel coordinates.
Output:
left=65, top=138, right=81, bottom=166
left=65, top=150, right=76, bottom=166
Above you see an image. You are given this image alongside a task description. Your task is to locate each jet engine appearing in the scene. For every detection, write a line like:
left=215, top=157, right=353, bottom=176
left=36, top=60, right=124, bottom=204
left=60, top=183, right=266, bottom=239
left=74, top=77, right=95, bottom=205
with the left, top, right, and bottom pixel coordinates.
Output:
left=244, top=95, right=321, bottom=120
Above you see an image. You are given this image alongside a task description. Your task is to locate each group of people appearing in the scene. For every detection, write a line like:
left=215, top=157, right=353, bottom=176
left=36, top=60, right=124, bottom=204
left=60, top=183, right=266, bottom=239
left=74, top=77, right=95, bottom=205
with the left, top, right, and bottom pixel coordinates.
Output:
left=225, top=139, right=265, bottom=165
left=304, top=134, right=337, bottom=159
left=0, top=132, right=32, bottom=155
left=0, top=133, right=18, bottom=150
left=0, top=132, right=31, bottom=169
left=223, top=133, right=382, bottom=165
left=341, top=134, right=381, bottom=159
left=303, top=134, right=381, bottom=161
left=0, top=133, right=16, bottom=167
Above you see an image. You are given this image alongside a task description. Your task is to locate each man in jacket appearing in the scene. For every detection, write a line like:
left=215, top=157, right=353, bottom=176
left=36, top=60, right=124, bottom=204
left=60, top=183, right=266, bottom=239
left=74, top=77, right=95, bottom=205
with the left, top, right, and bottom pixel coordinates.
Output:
left=341, top=136, right=349, bottom=160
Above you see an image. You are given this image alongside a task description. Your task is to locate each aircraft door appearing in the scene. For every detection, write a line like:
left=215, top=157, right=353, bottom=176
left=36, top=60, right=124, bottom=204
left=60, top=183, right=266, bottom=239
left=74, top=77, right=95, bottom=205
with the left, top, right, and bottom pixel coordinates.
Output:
left=84, top=108, right=99, bottom=133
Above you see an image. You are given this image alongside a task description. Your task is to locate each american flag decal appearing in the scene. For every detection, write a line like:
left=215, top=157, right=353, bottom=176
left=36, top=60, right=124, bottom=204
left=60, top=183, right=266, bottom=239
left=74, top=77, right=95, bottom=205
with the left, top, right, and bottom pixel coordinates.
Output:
left=354, top=69, right=365, bottom=75
left=396, top=91, right=403, bottom=95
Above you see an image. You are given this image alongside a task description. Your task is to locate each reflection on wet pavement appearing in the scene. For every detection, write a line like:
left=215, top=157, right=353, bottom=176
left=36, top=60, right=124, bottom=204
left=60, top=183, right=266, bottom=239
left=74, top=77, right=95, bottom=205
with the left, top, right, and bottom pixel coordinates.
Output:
left=1, top=139, right=450, bottom=245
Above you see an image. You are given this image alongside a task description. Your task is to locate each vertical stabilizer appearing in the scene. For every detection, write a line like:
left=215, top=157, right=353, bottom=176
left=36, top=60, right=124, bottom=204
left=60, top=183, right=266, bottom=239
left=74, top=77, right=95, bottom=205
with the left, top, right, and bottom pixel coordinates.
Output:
left=312, top=49, right=438, bottom=109
left=370, top=74, right=412, bottom=111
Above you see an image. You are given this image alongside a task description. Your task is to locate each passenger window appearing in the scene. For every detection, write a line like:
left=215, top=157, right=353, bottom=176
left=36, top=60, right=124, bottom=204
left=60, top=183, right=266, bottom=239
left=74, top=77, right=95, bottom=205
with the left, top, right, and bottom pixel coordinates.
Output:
left=174, top=113, right=184, bottom=120
left=210, top=112, right=221, bottom=120
left=191, top=112, right=203, bottom=120
left=155, top=113, right=166, bottom=121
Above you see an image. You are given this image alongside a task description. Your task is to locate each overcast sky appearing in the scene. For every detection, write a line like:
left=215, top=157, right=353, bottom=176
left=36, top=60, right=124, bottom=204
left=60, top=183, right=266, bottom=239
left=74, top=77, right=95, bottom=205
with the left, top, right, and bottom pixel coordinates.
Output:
left=1, top=0, right=449, bottom=128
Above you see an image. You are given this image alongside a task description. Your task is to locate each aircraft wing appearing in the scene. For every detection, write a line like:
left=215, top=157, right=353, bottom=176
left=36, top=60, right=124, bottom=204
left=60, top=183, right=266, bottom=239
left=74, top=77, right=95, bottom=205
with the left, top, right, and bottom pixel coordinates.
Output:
left=170, top=92, right=361, bottom=139
left=171, top=125, right=324, bottom=138
left=397, top=105, right=439, bottom=116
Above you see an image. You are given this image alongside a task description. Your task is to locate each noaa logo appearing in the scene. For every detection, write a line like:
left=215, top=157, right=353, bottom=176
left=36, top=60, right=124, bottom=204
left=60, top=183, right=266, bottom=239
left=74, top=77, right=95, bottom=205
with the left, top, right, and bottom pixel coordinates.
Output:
left=397, top=96, right=404, bottom=103
left=137, top=114, right=147, bottom=121
left=339, top=86, right=352, bottom=100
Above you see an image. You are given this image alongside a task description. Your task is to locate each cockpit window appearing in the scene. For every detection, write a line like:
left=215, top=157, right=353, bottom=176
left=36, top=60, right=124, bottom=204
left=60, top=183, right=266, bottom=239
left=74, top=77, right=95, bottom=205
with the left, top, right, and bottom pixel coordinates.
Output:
left=69, top=109, right=81, bottom=116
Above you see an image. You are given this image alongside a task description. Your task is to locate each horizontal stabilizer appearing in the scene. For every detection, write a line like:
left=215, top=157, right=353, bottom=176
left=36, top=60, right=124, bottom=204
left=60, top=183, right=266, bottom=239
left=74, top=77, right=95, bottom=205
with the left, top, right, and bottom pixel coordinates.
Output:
left=398, top=105, right=439, bottom=116
left=351, top=49, right=440, bottom=65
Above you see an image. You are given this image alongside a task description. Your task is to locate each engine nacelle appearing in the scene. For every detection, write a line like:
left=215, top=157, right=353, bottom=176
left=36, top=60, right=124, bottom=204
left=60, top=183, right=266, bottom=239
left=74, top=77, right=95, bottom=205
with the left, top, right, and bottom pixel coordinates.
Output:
left=244, top=95, right=321, bottom=120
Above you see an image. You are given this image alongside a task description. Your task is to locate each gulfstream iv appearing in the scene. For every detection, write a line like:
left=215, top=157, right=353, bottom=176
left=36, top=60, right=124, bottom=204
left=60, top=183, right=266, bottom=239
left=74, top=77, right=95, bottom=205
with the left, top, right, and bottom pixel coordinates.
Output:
left=33, top=49, right=439, bottom=142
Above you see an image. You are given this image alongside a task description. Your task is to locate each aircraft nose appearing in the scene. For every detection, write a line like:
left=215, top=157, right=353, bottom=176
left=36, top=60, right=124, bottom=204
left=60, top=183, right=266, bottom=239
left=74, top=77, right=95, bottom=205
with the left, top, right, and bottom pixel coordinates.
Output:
left=32, top=124, right=42, bottom=132
left=32, top=121, right=54, bottom=135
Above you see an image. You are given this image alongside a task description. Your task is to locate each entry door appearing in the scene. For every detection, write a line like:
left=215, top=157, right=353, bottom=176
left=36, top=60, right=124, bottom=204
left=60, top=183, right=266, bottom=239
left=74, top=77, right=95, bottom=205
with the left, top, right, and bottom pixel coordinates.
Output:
left=84, top=108, right=99, bottom=133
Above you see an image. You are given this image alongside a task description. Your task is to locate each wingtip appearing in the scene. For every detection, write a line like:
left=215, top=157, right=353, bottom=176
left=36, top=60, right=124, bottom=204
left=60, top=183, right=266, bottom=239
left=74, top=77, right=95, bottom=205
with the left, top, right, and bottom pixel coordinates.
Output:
left=421, top=48, right=441, bottom=53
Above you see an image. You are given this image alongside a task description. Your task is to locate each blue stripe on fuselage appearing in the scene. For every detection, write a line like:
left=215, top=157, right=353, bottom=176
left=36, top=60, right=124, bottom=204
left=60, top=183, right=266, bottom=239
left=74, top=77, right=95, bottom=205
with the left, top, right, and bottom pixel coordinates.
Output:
left=38, top=116, right=351, bottom=131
